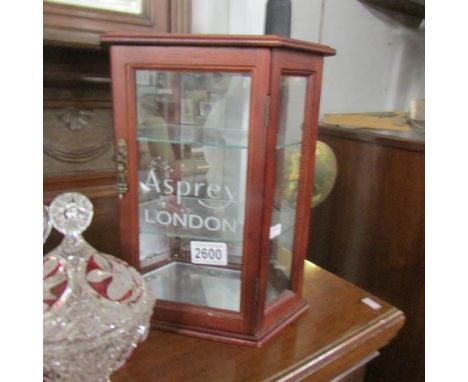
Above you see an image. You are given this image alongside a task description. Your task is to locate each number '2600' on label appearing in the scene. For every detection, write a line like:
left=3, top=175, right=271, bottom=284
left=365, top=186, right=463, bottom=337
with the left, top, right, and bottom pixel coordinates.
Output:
left=190, top=241, right=228, bottom=266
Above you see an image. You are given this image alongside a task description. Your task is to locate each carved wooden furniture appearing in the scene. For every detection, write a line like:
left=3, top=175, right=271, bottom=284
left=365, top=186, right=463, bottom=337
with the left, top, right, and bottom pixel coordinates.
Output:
left=111, top=261, right=404, bottom=381
left=43, top=3, right=192, bottom=254
left=44, top=0, right=191, bottom=47
left=43, top=43, right=121, bottom=255
left=102, top=34, right=335, bottom=345
left=308, top=124, right=424, bottom=381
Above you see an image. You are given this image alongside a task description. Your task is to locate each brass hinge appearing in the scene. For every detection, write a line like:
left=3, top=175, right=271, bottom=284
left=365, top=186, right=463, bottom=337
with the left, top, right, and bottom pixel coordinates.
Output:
left=264, top=95, right=270, bottom=128
left=116, top=139, right=128, bottom=200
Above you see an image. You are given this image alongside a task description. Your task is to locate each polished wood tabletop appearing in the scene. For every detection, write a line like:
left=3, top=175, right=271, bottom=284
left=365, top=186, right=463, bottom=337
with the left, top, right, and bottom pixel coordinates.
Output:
left=112, top=261, right=404, bottom=382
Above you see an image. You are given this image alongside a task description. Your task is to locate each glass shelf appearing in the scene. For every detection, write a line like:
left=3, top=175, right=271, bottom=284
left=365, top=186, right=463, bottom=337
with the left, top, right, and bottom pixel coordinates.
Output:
left=139, top=193, right=243, bottom=204
left=137, top=124, right=248, bottom=149
left=136, top=86, right=174, bottom=93
left=276, top=141, right=303, bottom=150
left=138, top=136, right=248, bottom=150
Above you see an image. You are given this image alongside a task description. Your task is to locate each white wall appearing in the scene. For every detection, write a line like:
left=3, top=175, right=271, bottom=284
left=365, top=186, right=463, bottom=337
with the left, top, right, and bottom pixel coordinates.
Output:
left=291, top=0, right=322, bottom=42
left=317, top=0, right=424, bottom=114
left=192, top=0, right=267, bottom=34
left=192, top=0, right=230, bottom=33
left=191, top=0, right=425, bottom=115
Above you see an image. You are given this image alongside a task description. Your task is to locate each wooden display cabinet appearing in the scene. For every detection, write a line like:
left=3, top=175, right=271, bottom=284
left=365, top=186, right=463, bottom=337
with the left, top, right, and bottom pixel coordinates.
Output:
left=102, top=34, right=335, bottom=345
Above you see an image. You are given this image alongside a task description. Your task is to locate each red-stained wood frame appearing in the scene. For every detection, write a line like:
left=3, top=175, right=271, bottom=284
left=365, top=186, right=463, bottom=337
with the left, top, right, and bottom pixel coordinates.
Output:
left=256, top=49, right=325, bottom=338
left=105, top=35, right=334, bottom=345
left=109, top=45, right=270, bottom=338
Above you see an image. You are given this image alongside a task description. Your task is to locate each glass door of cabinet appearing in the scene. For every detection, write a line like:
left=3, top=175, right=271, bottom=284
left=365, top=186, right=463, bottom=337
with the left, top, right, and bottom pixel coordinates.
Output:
left=259, top=49, right=322, bottom=324
left=135, top=70, right=252, bottom=312
left=265, top=75, right=308, bottom=304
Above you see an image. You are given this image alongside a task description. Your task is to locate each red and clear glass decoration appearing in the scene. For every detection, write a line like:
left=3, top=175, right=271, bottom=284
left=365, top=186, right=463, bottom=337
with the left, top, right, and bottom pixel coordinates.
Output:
left=43, top=192, right=155, bottom=382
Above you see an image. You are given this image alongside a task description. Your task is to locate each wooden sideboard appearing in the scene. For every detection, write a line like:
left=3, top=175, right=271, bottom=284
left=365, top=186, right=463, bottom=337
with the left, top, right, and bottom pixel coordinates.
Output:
left=44, top=0, right=191, bottom=47
left=308, top=124, right=424, bottom=381
left=110, top=261, right=404, bottom=381
left=44, top=2, right=191, bottom=253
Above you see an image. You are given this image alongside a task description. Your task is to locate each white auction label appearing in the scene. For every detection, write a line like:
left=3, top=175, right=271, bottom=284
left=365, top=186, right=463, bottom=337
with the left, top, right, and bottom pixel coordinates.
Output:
left=269, top=223, right=282, bottom=239
left=190, top=241, right=228, bottom=266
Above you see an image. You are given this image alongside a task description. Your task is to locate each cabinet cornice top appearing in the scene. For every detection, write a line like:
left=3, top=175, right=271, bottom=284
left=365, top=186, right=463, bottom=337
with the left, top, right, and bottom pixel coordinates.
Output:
left=100, top=33, right=336, bottom=56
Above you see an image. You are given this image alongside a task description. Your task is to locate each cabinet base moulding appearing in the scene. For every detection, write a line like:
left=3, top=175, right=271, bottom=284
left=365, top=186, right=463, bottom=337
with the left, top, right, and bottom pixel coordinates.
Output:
left=152, top=300, right=308, bottom=347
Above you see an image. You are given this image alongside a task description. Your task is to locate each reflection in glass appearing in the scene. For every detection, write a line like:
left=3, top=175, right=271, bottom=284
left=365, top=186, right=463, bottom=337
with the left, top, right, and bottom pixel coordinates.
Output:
left=145, top=263, right=241, bottom=311
left=135, top=70, right=251, bottom=311
left=266, top=76, right=307, bottom=304
left=46, top=0, right=143, bottom=14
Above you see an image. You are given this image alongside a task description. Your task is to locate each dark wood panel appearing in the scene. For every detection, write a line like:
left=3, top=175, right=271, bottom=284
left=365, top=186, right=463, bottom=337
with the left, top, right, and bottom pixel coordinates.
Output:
left=44, top=0, right=192, bottom=47
left=43, top=45, right=112, bottom=90
left=44, top=45, right=115, bottom=180
left=313, top=124, right=424, bottom=152
left=308, top=125, right=424, bottom=381
left=110, top=262, right=404, bottom=382
left=43, top=2, right=191, bottom=259
left=44, top=185, right=122, bottom=259
left=43, top=43, right=121, bottom=258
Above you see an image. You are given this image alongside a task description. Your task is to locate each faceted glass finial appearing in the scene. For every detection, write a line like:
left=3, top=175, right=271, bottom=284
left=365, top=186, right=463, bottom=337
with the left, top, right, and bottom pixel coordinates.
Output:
left=44, top=192, right=155, bottom=382
left=49, top=192, right=94, bottom=236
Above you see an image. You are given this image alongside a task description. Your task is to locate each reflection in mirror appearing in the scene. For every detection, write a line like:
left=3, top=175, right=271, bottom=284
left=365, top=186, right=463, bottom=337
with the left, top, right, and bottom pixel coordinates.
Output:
left=45, top=0, right=143, bottom=14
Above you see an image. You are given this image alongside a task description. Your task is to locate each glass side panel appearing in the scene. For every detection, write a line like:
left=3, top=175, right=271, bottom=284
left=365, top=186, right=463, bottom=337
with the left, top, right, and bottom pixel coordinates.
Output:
left=144, top=263, right=241, bottom=311
left=266, top=76, right=307, bottom=305
left=45, top=0, right=143, bottom=14
left=135, top=70, right=251, bottom=312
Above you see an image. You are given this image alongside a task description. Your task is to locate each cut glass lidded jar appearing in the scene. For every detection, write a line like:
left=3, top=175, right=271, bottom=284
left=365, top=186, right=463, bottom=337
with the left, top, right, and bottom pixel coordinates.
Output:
left=43, top=193, right=155, bottom=381
left=101, top=34, right=335, bottom=345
